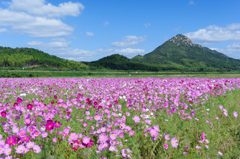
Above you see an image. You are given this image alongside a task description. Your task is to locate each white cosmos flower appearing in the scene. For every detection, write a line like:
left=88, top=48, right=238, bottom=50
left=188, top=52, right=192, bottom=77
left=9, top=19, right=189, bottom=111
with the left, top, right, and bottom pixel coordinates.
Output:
left=20, top=93, right=27, bottom=97
left=206, top=109, right=210, bottom=111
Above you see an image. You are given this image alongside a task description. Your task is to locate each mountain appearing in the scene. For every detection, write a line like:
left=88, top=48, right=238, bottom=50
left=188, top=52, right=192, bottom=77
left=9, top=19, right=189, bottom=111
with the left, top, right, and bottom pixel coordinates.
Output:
left=0, top=46, right=88, bottom=70
left=1, top=34, right=239, bottom=72
left=87, top=54, right=159, bottom=71
left=131, top=34, right=240, bottom=71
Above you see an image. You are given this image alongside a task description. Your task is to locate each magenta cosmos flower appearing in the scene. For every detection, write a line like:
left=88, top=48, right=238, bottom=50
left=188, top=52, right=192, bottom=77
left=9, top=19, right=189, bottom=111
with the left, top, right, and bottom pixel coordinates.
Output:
left=163, top=144, right=168, bottom=149
left=46, top=122, right=54, bottom=131
left=132, top=115, right=140, bottom=123
left=1, top=111, right=6, bottom=117
left=171, top=137, right=178, bottom=147
left=6, top=136, right=17, bottom=146
left=27, top=104, right=33, bottom=110
left=54, top=120, right=62, bottom=128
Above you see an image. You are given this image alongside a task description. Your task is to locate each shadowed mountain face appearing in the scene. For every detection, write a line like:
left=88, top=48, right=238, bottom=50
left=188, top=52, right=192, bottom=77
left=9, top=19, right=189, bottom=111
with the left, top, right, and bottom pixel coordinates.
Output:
left=131, top=34, right=240, bottom=71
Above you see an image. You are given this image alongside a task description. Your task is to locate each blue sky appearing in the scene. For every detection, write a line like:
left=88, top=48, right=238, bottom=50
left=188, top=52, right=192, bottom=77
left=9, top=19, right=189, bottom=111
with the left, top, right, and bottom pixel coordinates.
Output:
left=0, top=0, right=240, bottom=62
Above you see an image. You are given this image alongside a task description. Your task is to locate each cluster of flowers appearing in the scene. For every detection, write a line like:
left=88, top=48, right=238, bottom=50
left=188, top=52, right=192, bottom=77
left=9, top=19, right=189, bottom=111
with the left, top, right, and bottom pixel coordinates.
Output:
left=0, top=77, right=239, bottom=158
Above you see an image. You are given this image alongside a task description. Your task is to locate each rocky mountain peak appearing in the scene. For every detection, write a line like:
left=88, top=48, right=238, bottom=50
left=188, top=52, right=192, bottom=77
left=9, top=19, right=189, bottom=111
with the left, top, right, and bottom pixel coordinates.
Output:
left=168, top=34, right=203, bottom=48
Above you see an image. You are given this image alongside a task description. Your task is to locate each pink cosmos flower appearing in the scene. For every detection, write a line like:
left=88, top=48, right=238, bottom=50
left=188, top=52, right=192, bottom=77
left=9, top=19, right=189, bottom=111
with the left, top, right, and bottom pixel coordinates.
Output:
left=110, top=133, right=117, bottom=140
left=163, top=102, right=168, bottom=108
left=223, top=111, right=228, bottom=116
left=165, top=134, right=170, bottom=140
left=218, top=151, right=223, bottom=156
left=53, top=138, right=57, bottom=143
left=196, top=146, right=201, bottom=149
left=219, top=105, right=223, bottom=109
left=4, top=148, right=12, bottom=156
left=163, top=144, right=168, bottom=149
left=15, top=145, right=25, bottom=154
left=119, top=132, right=124, bottom=138
left=150, top=129, right=158, bottom=137
left=132, top=115, right=140, bottom=123
left=171, top=137, right=178, bottom=147
left=99, top=133, right=107, bottom=142
left=233, top=111, right=238, bottom=117
left=126, top=112, right=130, bottom=116
left=33, top=145, right=41, bottom=153
left=82, top=136, right=91, bottom=144
left=183, top=152, right=187, bottom=155
left=129, top=130, right=135, bottom=136
left=171, top=108, right=176, bottom=113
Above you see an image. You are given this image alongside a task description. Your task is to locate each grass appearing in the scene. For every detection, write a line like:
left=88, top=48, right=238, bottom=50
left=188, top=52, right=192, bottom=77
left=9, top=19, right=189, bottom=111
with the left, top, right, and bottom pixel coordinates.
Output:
left=1, top=70, right=240, bottom=78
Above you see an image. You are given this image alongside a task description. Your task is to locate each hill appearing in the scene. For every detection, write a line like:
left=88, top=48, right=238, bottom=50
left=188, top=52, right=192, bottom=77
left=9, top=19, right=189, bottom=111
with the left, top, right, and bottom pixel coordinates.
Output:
left=86, top=54, right=160, bottom=71
left=131, top=34, right=240, bottom=71
left=0, top=46, right=88, bottom=70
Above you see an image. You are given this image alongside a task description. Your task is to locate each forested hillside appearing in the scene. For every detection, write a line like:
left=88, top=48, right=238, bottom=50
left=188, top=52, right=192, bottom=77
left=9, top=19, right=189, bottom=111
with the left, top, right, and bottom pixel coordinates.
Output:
left=0, top=46, right=88, bottom=70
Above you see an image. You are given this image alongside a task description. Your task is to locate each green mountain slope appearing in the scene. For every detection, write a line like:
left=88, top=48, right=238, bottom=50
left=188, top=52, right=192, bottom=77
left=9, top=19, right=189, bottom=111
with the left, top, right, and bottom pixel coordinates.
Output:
left=131, top=34, right=240, bottom=71
left=0, top=46, right=88, bottom=70
left=87, top=54, right=160, bottom=71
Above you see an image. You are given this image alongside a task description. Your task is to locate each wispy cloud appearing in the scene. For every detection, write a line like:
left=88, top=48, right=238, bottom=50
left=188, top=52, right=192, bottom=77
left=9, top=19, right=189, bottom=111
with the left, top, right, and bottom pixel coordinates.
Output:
left=26, top=38, right=145, bottom=61
left=27, top=38, right=71, bottom=48
left=184, top=23, right=240, bottom=45
left=103, top=21, right=109, bottom=26
left=189, top=1, right=195, bottom=5
left=144, top=23, right=151, bottom=27
left=174, top=27, right=181, bottom=31
left=111, top=35, right=147, bottom=47
left=0, top=28, right=7, bottom=34
left=209, top=42, right=240, bottom=59
left=86, top=32, right=94, bottom=36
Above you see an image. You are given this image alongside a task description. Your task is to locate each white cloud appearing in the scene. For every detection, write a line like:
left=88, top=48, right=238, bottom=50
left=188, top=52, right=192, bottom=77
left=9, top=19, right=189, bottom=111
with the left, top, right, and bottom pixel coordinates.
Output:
left=0, top=0, right=84, bottom=37
left=62, top=48, right=145, bottom=61
left=7, top=0, right=84, bottom=18
left=103, top=21, right=109, bottom=26
left=144, top=23, right=151, bottom=27
left=27, top=38, right=71, bottom=48
left=209, top=42, right=240, bottom=59
left=184, top=23, right=240, bottom=45
left=209, top=48, right=218, bottom=51
left=0, top=8, right=74, bottom=37
left=27, top=38, right=145, bottom=61
left=111, top=35, right=147, bottom=47
left=0, top=28, right=7, bottom=33
left=86, top=32, right=94, bottom=36
left=27, top=41, right=44, bottom=46
left=174, top=27, right=181, bottom=31
left=189, top=1, right=195, bottom=5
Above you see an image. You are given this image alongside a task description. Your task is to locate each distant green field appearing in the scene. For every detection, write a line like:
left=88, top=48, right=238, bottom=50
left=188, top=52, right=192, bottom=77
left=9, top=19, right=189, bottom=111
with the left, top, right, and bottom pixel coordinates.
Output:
left=0, top=70, right=240, bottom=78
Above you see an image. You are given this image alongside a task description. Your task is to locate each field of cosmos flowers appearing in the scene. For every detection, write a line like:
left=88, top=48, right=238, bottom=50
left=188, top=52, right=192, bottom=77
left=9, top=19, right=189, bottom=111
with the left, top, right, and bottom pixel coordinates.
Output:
left=0, top=77, right=240, bottom=159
